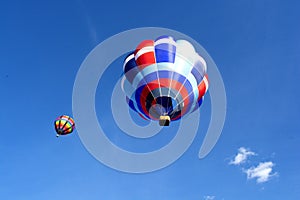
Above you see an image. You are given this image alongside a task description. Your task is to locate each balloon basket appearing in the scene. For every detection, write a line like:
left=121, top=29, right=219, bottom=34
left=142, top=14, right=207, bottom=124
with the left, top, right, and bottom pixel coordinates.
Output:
left=159, top=116, right=170, bottom=126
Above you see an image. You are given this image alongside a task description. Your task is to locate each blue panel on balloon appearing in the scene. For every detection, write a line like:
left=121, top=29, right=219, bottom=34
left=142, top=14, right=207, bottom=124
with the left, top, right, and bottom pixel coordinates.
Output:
left=157, top=70, right=174, bottom=79
left=155, top=35, right=176, bottom=63
left=124, top=53, right=137, bottom=74
left=155, top=35, right=172, bottom=41
left=128, top=98, right=137, bottom=112
left=191, top=67, right=203, bottom=85
left=137, top=72, right=159, bottom=87
left=192, top=97, right=203, bottom=112
left=155, top=44, right=176, bottom=63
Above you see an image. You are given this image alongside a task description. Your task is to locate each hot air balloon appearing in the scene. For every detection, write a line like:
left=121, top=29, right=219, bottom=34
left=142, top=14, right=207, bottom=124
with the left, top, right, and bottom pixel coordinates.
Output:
left=54, top=115, right=75, bottom=137
left=121, top=35, right=209, bottom=126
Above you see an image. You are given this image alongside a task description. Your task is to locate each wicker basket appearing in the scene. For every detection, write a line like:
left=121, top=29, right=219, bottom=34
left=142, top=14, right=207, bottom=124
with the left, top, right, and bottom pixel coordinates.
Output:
left=159, top=116, right=171, bottom=126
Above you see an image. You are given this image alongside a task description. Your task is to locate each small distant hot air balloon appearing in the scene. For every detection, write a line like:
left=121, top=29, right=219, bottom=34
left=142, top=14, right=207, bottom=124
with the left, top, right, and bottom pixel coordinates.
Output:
left=54, top=115, right=75, bottom=137
left=121, top=35, right=209, bottom=126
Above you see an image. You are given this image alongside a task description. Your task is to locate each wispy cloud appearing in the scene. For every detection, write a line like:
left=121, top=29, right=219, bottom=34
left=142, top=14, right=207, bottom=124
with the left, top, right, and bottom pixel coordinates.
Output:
left=229, top=147, right=255, bottom=165
left=244, top=161, right=277, bottom=183
left=204, top=195, right=215, bottom=200
left=77, top=0, right=99, bottom=45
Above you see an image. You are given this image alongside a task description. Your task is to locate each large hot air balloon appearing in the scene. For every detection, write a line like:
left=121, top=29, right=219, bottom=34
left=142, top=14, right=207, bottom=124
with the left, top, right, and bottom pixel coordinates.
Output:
left=121, top=35, right=209, bottom=126
left=54, top=115, right=75, bottom=137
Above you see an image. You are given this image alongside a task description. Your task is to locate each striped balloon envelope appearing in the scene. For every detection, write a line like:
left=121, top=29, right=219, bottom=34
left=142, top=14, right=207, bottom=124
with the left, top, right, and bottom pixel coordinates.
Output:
left=121, top=35, right=209, bottom=126
left=54, top=115, right=75, bottom=137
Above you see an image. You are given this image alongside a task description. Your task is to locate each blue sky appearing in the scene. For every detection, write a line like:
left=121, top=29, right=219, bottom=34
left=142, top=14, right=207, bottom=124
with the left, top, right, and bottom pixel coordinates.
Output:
left=1, top=0, right=300, bottom=199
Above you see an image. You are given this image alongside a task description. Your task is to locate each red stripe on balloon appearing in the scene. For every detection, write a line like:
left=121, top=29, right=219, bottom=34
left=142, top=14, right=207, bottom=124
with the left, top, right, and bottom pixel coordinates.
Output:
left=197, top=74, right=209, bottom=101
left=139, top=83, right=159, bottom=120
left=135, top=40, right=156, bottom=70
left=134, top=40, right=154, bottom=53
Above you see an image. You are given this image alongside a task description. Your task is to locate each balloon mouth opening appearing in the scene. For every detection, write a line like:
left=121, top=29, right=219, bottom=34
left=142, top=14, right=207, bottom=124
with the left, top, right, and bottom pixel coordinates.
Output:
left=148, top=96, right=175, bottom=116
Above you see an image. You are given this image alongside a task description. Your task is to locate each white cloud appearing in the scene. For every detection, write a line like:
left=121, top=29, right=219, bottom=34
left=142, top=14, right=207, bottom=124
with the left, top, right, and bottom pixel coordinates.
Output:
left=204, top=196, right=215, bottom=200
left=229, top=147, right=256, bottom=165
left=229, top=147, right=278, bottom=184
left=244, top=161, right=277, bottom=183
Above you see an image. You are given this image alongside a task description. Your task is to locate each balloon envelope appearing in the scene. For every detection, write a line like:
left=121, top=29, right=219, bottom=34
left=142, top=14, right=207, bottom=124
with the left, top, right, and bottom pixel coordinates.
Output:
left=121, top=35, right=209, bottom=123
left=54, top=115, right=75, bottom=136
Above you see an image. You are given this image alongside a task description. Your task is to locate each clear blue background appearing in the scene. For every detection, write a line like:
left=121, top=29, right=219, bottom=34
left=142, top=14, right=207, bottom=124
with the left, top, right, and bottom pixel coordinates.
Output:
left=1, top=0, right=299, bottom=199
